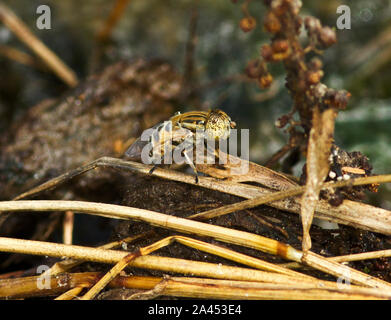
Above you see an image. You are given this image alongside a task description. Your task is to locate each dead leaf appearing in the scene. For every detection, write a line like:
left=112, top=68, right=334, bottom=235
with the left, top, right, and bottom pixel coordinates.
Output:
left=197, top=152, right=297, bottom=191
left=301, top=107, right=337, bottom=252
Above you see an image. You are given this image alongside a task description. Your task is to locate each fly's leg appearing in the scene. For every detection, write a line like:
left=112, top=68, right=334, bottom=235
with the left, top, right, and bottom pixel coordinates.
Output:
left=149, top=165, right=158, bottom=175
left=148, top=152, right=166, bottom=175
left=183, top=149, right=199, bottom=184
left=204, top=139, right=221, bottom=164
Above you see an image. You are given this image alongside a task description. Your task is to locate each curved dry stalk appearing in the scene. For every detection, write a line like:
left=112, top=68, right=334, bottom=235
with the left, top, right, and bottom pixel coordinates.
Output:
left=42, top=232, right=151, bottom=278
left=156, top=277, right=391, bottom=300
left=80, top=234, right=314, bottom=300
left=0, top=45, right=45, bottom=70
left=96, top=0, right=131, bottom=41
left=190, top=170, right=391, bottom=224
left=55, top=286, right=85, bottom=300
left=0, top=237, right=326, bottom=287
left=146, top=277, right=390, bottom=300
left=81, top=251, right=140, bottom=300
left=9, top=157, right=391, bottom=235
left=51, top=232, right=152, bottom=299
left=0, top=271, right=97, bottom=299
left=161, top=236, right=305, bottom=277
left=189, top=185, right=306, bottom=220
left=0, top=200, right=303, bottom=262
left=1, top=272, right=389, bottom=300
left=330, top=249, right=391, bottom=263
left=1, top=202, right=391, bottom=290
left=283, top=249, right=391, bottom=269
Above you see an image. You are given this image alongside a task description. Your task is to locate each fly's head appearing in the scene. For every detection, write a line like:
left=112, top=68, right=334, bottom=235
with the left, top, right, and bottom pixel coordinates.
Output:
left=204, top=110, right=236, bottom=141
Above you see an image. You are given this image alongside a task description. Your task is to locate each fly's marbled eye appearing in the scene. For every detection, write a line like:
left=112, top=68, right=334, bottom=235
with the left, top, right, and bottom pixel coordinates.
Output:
left=205, top=110, right=232, bottom=140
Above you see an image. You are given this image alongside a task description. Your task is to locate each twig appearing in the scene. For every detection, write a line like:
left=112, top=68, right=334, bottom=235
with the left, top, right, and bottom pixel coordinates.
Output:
left=42, top=232, right=152, bottom=279
left=344, top=25, right=391, bottom=68
left=0, top=45, right=46, bottom=70
left=181, top=0, right=199, bottom=100
left=50, top=233, right=151, bottom=299
left=245, top=210, right=289, bottom=239
left=347, top=43, right=391, bottom=84
left=330, top=249, right=391, bottom=263
left=283, top=249, right=391, bottom=269
left=55, top=286, right=85, bottom=300
left=96, top=0, right=131, bottom=42
left=0, top=3, right=77, bottom=87
left=80, top=250, right=141, bottom=300
left=188, top=184, right=305, bottom=220
left=63, top=211, right=74, bottom=245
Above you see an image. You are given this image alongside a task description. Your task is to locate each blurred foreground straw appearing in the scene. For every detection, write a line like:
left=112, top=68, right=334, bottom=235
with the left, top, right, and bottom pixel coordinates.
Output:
left=0, top=3, right=78, bottom=87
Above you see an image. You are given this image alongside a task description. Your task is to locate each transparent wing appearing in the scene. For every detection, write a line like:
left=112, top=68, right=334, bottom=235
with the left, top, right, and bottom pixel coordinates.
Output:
left=124, top=122, right=165, bottom=160
left=125, top=137, right=148, bottom=159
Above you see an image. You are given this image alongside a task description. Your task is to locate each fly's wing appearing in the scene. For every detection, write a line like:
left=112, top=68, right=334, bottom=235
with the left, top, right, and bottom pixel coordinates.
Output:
left=124, top=122, right=165, bottom=160
left=124, top=137, right=148, bottom=160
left=125, top=122, right=195, bottom=164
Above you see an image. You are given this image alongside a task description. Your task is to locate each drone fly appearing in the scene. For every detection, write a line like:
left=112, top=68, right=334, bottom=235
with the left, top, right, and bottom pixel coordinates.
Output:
left=125, top=109, right=236, bottom=182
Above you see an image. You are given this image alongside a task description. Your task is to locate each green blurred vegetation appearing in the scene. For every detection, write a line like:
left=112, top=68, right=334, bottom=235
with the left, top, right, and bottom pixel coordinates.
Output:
left=0, top=0, right=390, bottom=207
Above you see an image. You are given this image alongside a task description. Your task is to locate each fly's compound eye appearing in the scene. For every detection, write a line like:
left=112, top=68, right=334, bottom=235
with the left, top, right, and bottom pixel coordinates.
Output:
left=205, top=110, right=233, bottom=140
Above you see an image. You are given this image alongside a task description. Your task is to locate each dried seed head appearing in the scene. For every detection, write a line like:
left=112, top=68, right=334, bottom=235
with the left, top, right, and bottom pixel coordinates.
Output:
left=333, top=90, right=351, bottom=109
left=245, top=59, right=267, bottom=79
left=309, top=57, right=323, bottom=71
left=240, top=16, right=257, bottom=32
left=269, top=39, right=291, bottom=61
left=272, top=39, right=290, bottom=53
left=295, top=16, right=303, bottom=32
left=287, top=0, right=303, bottom=15
left=317, top=26, right=337, bottom=48
left=258, top=73, right=273, bottom=89
left=306, top=70, right=322, bottom=85
left=271, top=0, right=287, bottom=16
left=264, top=11, right=281, bottom=34
left=304, top=16, right=322, bottom=34
left=260, top=44, right=273, bottom=61
left=324, top=89, right=351, bottom=109
left=312, top=83, right=328, bottom=99
left=275, top=114, right=290, bottom=128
